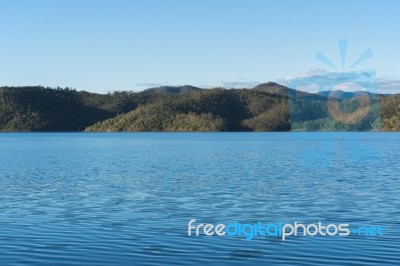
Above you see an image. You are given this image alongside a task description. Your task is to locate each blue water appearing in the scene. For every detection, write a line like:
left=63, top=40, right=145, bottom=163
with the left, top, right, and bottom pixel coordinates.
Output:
left=0, top=133, right=399, bottom=265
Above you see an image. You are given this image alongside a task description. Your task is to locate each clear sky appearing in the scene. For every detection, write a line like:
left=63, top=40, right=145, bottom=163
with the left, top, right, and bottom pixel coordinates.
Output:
left=0, top=0, right=399, bottom=93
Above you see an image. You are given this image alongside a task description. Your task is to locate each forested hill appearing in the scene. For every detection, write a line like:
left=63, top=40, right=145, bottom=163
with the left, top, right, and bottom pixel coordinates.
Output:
left=0, top=87, right=137, bottom=131
left=0, top=84, right=399, bottom=132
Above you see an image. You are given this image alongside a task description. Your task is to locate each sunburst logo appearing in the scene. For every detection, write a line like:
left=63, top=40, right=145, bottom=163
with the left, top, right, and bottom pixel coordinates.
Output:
left=286, top=39, right=381, bottom=131
left=316, top=40, right=376, bottom=125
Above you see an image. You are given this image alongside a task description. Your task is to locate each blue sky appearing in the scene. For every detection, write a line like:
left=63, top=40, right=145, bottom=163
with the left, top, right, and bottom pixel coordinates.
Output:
left=0, top=0, right=399, bottom=93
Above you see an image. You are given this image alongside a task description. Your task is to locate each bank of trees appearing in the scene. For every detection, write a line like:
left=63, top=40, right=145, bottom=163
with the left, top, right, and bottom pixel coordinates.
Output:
left=0, top=84, right=399, bottom=132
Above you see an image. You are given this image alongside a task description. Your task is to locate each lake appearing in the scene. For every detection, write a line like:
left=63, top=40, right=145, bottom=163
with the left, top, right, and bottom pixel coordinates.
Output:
left=0, top=133, right=399, bottom=265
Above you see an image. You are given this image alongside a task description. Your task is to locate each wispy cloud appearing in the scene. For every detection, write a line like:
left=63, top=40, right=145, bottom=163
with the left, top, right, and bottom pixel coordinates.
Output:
left=377, top=78, right=400, bottom=94
left=135, top=80, right=263, bottom=90
left=222, top=81, right=261, bottom=89
left=135, top=82, right=171, bottom=88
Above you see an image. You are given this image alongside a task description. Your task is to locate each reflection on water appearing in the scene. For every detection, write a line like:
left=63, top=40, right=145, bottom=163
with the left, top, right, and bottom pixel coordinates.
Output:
left=0, top=133, right=399, bottom=265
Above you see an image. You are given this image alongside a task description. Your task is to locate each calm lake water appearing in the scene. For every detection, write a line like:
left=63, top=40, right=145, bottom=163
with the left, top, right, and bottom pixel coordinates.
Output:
left=0, top=133, right=399, bottom=265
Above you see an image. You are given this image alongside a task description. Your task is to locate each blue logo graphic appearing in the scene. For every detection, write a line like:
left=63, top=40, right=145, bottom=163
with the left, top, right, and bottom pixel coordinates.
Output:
left=285, top=39, right=382, bottom=168
left=188, top=219, right=384, bottom=241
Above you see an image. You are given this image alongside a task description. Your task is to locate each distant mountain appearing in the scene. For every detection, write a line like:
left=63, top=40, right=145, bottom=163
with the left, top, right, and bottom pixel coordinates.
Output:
left=252, top=82, right=289, bottom=95
left=252, top=82, right=316, bottom=99
left=0, top=84, right=399, bottom=132
left=144, top=85, right=202, bottom=94
left=317, top=90, right=372, bottom=99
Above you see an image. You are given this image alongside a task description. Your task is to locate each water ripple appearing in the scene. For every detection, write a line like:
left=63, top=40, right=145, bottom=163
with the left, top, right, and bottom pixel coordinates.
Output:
left=0, top=133, right=399, bottom=265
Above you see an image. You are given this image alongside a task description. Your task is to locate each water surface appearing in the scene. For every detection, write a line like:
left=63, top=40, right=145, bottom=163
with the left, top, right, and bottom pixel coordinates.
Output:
left=0, top=133, right=399, bottom=265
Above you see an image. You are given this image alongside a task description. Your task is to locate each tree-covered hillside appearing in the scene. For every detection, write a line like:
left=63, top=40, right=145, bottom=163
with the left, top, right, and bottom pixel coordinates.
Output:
left=0, top=87, right=142, bottom=131
left=0, top=84, right=399, bottom=132
left=86, top=87, right=291, bottom=132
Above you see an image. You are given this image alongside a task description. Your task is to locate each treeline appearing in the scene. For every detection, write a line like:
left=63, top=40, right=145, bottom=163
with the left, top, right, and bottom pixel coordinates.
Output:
left=380, top=94, right=400, bottom=131
left=0, top=86, right=148, bottom=131
left=0, top=84, right=399, bottom=132
left=86, top=86, right=291, bottom=132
